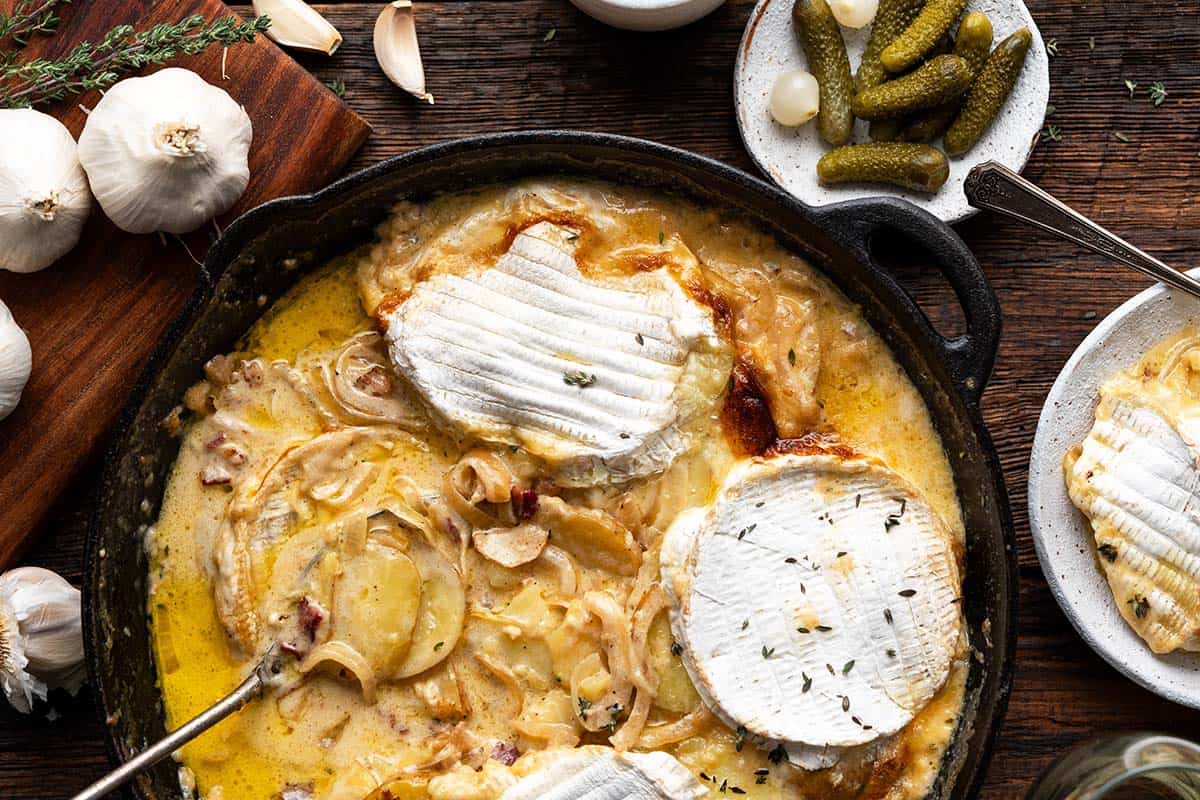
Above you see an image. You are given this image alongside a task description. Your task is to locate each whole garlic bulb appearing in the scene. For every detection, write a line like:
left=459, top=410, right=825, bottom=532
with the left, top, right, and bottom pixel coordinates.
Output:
left=0, top=109, right=92, bottom=273
left=0, top=567, right=85, bottom=714
left=0, top=300, right=32, bottom=421
left=78, top=68, right=253, bottom=235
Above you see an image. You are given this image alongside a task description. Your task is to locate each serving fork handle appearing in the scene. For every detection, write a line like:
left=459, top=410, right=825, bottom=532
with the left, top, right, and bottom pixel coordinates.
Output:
left=69, top=646, right=282, bottom=800
left=963, top=161, right=1200, bottom=301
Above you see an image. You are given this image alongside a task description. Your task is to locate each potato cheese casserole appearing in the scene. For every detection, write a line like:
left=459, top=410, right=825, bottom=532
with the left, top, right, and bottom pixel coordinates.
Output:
left=147, top=180, right=969, bottom=800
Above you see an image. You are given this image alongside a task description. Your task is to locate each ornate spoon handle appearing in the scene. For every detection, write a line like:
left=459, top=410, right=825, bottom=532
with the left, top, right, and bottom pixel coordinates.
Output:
left=69, top=646, right=283, bottom=800
left=964, top=161, right=1200, bottom=301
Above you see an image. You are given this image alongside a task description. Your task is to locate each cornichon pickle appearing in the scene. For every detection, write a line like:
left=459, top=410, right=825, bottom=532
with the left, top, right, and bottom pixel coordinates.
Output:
left=851, top=54, right=972, bottom=120
left=944, top=27, right=1033, bottom=156
left=952, top=12, right=996, bottom=74
left=899, top=106, right=957, bottom=141
left=856, top=0, right=927, bottom=95
left=900, top=12, right=993, bottom=141
left=870, top=119, right=903, bottom=141
left=793, top=0, right=855, bottom=145
left=817, top=143, right=950, bottom=192
left=880, top=0, right=968, bottom=74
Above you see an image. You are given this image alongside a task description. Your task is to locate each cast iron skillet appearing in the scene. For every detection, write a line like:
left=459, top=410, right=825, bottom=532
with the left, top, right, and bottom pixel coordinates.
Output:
left=85, top=131, right=1015, bottom=800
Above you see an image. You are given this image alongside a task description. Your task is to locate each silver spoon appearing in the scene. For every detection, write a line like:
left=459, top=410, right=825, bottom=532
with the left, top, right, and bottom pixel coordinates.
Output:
left=964, top=161, right=1200, bottom=301
left=70, top=644, right=285, bottom=800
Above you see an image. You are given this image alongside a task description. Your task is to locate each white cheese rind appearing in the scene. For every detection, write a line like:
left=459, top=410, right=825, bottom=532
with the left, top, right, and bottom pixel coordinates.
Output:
left=1066, top=378, right=1200, bottom=654
left=383, top=222, right=728, bottom=486
left=499, top=746, right=707, bottom=800
left=664, top=452, right=962, bottom=752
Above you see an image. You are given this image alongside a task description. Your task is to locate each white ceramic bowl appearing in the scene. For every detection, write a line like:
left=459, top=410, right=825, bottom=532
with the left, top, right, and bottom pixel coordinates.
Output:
left=734, top=0, right=1050, bottom=223
left=1029, top=273, right=1200, bottom=709
left=568, top=0, right=727, bottom=31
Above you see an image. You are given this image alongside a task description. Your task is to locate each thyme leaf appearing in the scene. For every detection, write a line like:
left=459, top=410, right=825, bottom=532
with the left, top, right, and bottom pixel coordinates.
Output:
left=1041, top=124, right=1063, bottom=143
left=563, top=370, right=596, bottom=387
left=1, top=13, right=270, bottom=109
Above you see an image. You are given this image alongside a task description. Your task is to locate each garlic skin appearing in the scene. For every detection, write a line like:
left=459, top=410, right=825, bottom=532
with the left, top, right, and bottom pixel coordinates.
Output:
left=374, top=1, right=434, bottom=104
left=0, top=567, right=85, bottom=714
left=0, top=300, right=32, bottom=421
left=253, top=0, right=342, bottom=55
left=0, top=109, right=92, bottom=274
left=78, top=68, right=253, bottom=235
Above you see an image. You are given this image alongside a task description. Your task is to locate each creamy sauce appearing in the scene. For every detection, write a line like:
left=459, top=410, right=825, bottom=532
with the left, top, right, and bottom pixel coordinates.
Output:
left=148, top=180, right=967, bottom=800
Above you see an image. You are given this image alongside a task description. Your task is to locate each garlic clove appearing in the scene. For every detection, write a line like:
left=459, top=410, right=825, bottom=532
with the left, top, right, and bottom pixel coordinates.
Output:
left=78, top=68, right=253, bottom=235
left=0, top=300, right=32, bottom=422
left=253, top=0, right=342, bottom=56
left=0, top=109, right=92, bottom=274
left=0, top=567, right=84, bottom=714
left=374, top=1, right=434, bottom=104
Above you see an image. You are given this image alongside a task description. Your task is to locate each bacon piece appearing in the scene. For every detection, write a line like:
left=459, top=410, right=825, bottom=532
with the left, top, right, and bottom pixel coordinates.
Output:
left=490, top=741, right=520, bottom=766
left=511, top=486, right=539, bottom=521
left=354, top=365, right=394, bottom=397
left=200, top=464, right=233, bottom=485
left=298, top=597, right=325, bottom=641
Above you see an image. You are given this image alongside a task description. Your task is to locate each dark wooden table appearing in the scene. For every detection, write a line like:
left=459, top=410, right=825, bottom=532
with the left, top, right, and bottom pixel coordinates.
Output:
left=2, top=1, right=1198, bottom=797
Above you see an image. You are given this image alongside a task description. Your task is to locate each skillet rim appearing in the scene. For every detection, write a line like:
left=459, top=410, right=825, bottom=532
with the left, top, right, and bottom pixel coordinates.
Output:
left=83, top=129, right=1015, bottom=800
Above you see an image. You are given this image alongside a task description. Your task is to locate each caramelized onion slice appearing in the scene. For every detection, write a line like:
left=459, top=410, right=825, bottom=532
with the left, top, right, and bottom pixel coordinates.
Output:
left=299, top=640, right=379, bottom=703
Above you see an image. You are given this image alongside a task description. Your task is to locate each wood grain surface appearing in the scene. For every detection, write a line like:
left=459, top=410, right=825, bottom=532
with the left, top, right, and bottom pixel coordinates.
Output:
left=0, top=0, right=370, bottom=568
left=2, top=0, right=1199, bottom=798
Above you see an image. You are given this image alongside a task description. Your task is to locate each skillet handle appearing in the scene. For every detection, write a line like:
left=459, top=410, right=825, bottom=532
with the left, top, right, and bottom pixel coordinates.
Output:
left=816, top=201, right=1001, bottom=405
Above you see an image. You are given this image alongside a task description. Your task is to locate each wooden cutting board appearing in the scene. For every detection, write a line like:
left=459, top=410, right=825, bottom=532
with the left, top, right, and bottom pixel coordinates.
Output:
left=0, top=0, right=370, bottom=567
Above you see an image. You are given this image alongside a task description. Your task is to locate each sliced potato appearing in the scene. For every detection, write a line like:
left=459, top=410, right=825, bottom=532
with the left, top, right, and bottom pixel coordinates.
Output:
left=647, top=611, right=700, bottom=713
left=324, top=756, right=409, bottom=800
left=367, top=779, right=430, bottom=800
left=264, top=525, right=331, bottom=606
left=333, top=542, right=421, bottom=677
left=499, top=583, right=560, bottom=639
left=394, top=532, right=466, bottom=679
left=534, top=496, right=642, bottom=576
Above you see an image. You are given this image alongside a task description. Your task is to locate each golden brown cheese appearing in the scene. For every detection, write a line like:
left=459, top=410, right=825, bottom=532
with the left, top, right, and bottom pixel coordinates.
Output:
left=147, top=180, right=967, bottom=800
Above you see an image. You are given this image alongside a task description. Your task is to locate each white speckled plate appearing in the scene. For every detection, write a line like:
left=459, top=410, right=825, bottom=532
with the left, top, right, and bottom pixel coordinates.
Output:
left=735, top=0, right=1050, bottom=223
left=1029, top=272, right=1200, bottom=709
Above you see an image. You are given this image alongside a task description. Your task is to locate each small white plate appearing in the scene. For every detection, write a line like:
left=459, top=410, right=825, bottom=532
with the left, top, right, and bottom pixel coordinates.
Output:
left=734, top=0, right=1050, bottom=223
left=1029, top=273, right=1200, bottom=710
left=568, top=0, right=727, bottom=31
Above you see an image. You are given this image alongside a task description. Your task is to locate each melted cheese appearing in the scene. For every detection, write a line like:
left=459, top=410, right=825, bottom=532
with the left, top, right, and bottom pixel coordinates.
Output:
left=663, top=452, right=963, bottom=762
left=498, top=747, right=707, bottom=800
left=382, top=221, right=730, bottom=485
left=147, top=179, right=968, bottom=800
left=1066, top=327, right=1200, bottom=653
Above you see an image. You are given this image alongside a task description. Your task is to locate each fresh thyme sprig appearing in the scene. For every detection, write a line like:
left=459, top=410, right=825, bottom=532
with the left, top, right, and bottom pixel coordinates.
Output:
left=0, top=0, right=67, bottom=50
left=0, top=13, right=270, bottom=109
